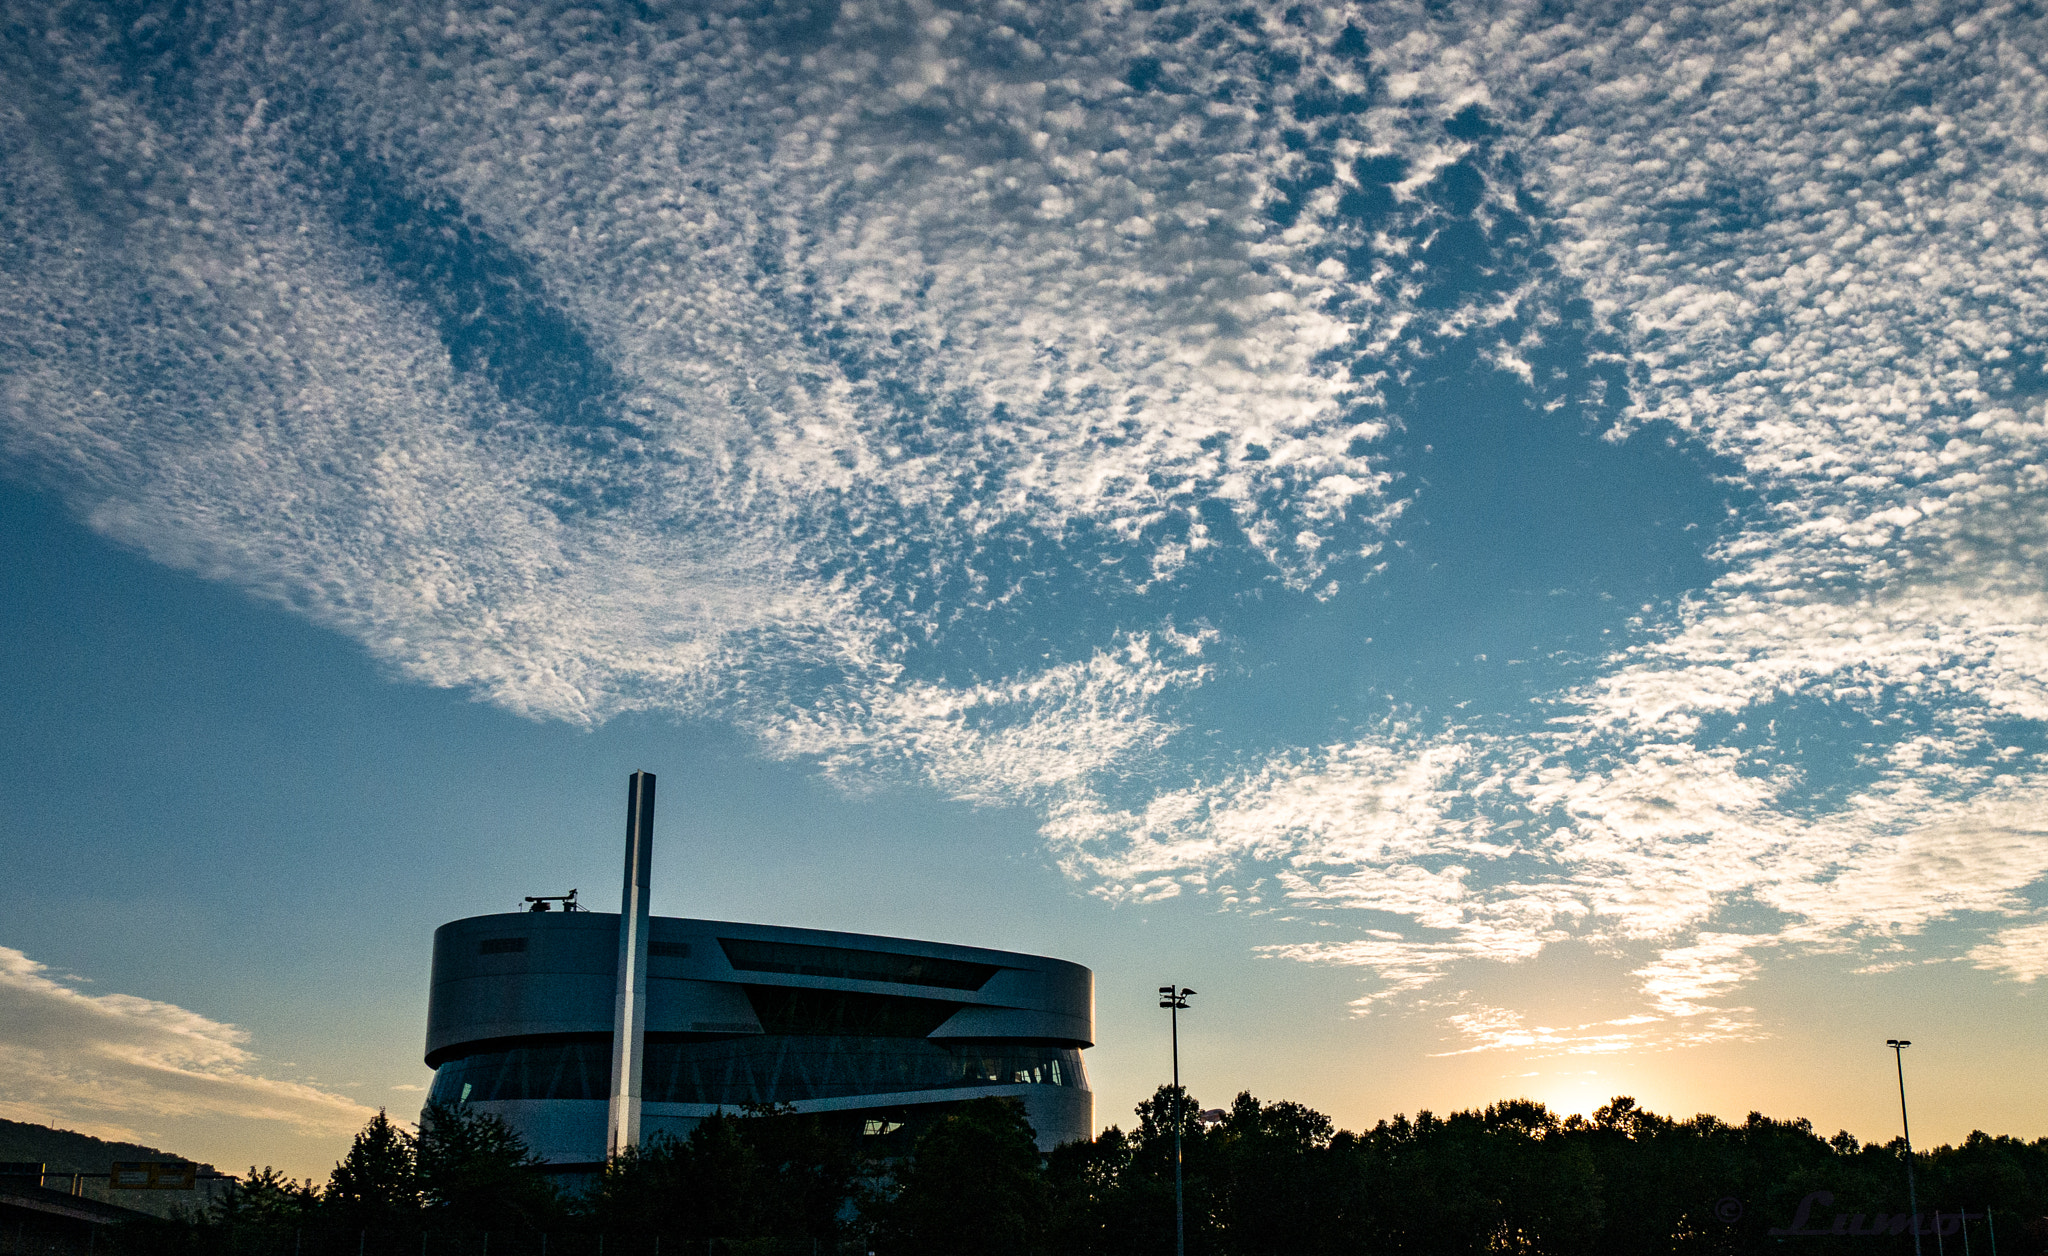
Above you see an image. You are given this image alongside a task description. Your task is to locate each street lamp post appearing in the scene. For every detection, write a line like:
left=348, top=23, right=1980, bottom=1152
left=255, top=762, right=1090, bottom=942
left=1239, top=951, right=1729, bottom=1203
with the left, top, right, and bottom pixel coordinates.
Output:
left=1889, top=1039, right=1922, bottom=1256
left=1160, top=986, right=1195, bottom=1256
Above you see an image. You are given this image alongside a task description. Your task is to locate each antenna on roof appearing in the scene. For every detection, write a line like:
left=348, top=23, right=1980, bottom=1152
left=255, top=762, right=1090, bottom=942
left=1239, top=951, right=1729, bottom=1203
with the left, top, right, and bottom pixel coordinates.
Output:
left=522, top=890, right=583, bottom=913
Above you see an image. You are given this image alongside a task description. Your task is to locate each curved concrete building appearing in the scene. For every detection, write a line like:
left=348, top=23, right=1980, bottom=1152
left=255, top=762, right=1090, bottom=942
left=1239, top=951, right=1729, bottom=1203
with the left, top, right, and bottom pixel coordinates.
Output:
left=423, top=910, right=1095, bottom=1164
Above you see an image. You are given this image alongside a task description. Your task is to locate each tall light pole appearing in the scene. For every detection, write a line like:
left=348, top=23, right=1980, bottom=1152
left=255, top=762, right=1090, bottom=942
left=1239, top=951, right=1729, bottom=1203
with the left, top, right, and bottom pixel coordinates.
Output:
left=1160, top=986, right=1195, bottom=1256
left=1889, top=1039, right=1922, bottom=1256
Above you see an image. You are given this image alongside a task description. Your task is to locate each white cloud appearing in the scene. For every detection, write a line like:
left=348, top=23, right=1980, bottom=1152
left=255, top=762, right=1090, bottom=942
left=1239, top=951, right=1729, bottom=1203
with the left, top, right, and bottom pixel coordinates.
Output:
left=1631, top=933, right=1770, bottom=1020
left=757, top=635, right=1202, bottom=804
left=1968, top=919, right=2048, bottom=983
left=1129, top=0, right=2048, bottom=1033
left=1447, top=0, right=2048, bottom=779
left=1267, top=936, right=1528, bottom=1012
left=1432, top=1005, right=1668, bottom=1057
left=0, top=947, right=374, bottom=1144
left=0, top=0, right=1476, bottom=740
left=4, top=0, right=2048, bottom=1060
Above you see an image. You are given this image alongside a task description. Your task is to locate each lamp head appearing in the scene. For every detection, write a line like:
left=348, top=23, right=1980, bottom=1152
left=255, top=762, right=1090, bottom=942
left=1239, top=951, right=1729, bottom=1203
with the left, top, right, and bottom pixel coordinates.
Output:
left=1887, top=1039, right=1911, bottom=1048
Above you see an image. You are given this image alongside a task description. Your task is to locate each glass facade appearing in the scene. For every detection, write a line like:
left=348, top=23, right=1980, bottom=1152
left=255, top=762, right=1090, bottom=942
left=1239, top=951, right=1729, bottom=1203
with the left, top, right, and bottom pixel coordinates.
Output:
left=741, top=984, right=963, bottom=1037
left=719, top=938, right=999, bottom=990
left=427, top=1035, right=1086, bottom=1107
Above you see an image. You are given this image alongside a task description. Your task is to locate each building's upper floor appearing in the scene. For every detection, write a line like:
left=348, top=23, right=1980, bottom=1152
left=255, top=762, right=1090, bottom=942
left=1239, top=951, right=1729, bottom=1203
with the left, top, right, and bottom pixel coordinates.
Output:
left=426, top=913, right=1094, bottom=1065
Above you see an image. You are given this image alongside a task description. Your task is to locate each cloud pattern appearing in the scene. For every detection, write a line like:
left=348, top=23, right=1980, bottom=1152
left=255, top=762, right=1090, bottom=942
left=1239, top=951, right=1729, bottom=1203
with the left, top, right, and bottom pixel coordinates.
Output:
left=0, top=948, right=373, bottom=1142
left=3, top=0, right=2046, bottom=1058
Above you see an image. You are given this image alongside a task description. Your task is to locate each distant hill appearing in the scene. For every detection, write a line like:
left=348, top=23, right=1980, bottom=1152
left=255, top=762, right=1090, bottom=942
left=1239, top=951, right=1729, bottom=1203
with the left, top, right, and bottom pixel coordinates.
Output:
left=0, top=1117, right=213, bottom=1175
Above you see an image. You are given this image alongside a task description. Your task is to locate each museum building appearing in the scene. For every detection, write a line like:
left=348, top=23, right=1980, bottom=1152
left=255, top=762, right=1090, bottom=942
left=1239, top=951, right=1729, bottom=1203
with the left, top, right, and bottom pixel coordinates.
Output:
left=422, top=773, right=1094, bottom=1167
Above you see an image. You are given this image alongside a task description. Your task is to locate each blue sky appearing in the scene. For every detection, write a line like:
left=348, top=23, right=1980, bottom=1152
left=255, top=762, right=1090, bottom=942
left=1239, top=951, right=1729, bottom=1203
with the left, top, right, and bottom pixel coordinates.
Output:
left=3, top=0, right=2047, bottom=1178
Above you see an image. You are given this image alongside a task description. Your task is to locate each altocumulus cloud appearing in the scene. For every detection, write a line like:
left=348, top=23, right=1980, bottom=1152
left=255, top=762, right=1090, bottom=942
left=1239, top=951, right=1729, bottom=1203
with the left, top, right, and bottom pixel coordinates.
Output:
left=4, top=0, right=2048, bottom=1058
left=0, top=948, right=374, bottom=1142
left=1174, top=0, right=2048, bottom=1045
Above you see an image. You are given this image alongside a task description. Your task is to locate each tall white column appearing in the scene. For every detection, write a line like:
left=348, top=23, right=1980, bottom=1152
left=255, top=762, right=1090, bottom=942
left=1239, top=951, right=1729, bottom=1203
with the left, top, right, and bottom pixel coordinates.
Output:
left=608, top=770, right=655, bottom=1157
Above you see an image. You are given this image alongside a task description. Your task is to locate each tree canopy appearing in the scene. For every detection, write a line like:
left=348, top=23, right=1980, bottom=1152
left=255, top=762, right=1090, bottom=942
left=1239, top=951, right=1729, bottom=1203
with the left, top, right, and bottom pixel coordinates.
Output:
left=119, top=1090, right=2048, bottom=1255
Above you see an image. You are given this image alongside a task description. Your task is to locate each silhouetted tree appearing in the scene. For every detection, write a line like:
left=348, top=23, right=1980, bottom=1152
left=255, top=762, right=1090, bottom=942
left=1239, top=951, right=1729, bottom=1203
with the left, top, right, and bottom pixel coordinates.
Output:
left=1209, top=1092, right=1349, bottom=1255
left=212, top=1165, right=319, bottom=1230
left=581, top=1105, right=854, bottom=1245
left=415, top=1100, right=557, bottom=1232
left=582, top=1132, right=679, bottom=1237
left=115, top=1090, right=2048, bottom=1256
left=873, top=1098, right=1049, bottom=1256
left=324, top=1108, right=421, bottom=1228
left=672, top=1109, right=770, bottom=1239
left=743, top=1104, right=860, bottom=1241
left=1048, top=1123, right=1144, bottom=1255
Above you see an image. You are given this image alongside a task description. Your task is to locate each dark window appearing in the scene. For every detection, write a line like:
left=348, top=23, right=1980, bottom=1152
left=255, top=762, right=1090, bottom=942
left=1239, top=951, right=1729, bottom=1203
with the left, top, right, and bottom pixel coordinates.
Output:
left=742, top=985, right=960, bottom=1037
left=427, top=1036, right=1087, bottom=1107
left=719, top=938, right=998, bottom=990
left=477, top=938, right=527, bottom=955
left=649, top=941, right=691, bottom=958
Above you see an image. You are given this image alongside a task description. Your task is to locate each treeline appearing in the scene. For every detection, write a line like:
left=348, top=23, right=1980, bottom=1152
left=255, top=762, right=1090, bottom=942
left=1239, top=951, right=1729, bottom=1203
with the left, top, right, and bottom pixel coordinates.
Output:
left=1050, top=1091, right=2048, bottom=1255
left=118, top=1092, right=2048, bottom=1255
left=0, top=1116, right=202, bottom=1176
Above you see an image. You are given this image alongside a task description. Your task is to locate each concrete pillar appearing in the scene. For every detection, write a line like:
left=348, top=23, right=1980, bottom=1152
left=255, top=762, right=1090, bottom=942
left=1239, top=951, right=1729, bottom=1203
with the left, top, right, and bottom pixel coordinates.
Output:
left=608, top=770, right=655, bottom=1156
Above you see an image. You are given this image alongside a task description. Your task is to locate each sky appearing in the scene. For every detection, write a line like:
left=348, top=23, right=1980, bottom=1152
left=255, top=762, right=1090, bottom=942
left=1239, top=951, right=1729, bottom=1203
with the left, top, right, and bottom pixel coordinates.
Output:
left=2, top=0, right=2046, bottom=1183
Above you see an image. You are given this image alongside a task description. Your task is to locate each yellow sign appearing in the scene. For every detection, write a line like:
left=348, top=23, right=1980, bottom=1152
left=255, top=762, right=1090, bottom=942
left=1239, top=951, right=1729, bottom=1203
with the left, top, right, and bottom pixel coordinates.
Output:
left=109, top=1162, right=198, bottom=1190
